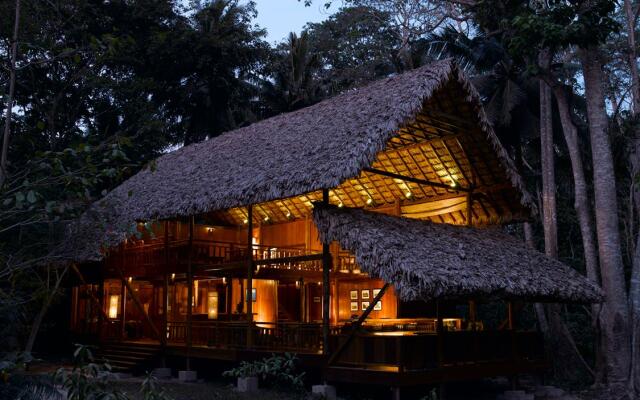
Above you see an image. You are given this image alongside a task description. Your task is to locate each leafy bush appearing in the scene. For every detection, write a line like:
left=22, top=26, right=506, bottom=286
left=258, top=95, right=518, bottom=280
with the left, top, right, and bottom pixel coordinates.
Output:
left=223, top=353, right=305, bottom=390
left=0, top=352, right=61, bottom=400
left=54, top=344, right=128, bottom=400
left=140, top=372, right=172, bottom=400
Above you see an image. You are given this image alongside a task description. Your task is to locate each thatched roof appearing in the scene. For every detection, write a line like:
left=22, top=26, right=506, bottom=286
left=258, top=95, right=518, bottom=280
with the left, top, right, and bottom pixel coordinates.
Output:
left=313, top=205, right=602, bottom=303
left=66, top=59, right=535, bottom=262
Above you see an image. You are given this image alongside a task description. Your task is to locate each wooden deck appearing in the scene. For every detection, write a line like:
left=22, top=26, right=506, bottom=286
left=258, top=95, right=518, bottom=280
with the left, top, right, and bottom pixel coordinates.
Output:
left=96, top=328, right=546, bottom=387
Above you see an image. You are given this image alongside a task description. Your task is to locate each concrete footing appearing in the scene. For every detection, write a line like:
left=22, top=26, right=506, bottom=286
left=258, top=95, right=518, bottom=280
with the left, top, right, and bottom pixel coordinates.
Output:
left=178, top=370, right=197, bottom=382
left=237, top=377, right=259, bottom=393
left=312, top=384, right=337, bottom=400
left=151, top=368, right=172, bottom=379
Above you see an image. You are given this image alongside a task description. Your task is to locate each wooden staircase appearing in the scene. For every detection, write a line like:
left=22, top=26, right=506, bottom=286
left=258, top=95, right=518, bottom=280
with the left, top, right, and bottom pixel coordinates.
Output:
left=96, top=342, right=160, bottom=373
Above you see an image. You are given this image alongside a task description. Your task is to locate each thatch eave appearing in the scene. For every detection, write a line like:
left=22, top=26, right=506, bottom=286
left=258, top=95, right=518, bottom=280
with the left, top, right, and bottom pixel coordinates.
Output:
left=312, top=205, right=603, bottom=304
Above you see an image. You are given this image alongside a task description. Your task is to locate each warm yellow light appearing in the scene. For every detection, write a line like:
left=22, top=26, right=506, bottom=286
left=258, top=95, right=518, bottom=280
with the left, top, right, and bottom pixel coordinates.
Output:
left=263, top=216, right=270, bottom=222
left=338, top=202, right=344, bottom=208
left=317, top=281, right=321, bottom=286
left=127, top=276, right=133, bottom=283
left=207, top=292, right=219, bottom=320
left=295, top=281, right=300, bottom=288
left=405, top=191, right=413, bottom=199
left=366, top=198, right=373, bottom=205
left=450, top=180, right=457, bottom=188
left=171, top=273, right=176, bottom=280
left=286, top=211, right=292, bottom=218
left=222, top=277, right=227, bottom=285
left=206, top=227, right=215, bottom=233
left=108, top=295, right=119, bottom=319
left=243, top=218, right=248, bottom=224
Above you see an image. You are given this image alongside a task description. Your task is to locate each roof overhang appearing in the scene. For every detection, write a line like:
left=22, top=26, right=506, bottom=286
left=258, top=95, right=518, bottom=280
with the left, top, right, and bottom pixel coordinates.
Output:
left=313, top=205, right=603, bottom=304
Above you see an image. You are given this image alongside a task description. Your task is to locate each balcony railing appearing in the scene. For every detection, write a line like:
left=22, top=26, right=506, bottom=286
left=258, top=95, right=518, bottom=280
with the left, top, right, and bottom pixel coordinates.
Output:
left=106, top=239, right=362, bottom=275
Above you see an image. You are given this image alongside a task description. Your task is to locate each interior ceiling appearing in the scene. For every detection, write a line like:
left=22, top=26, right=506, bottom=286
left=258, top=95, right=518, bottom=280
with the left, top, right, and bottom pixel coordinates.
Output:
left=205, top=80, right=529, bottom=228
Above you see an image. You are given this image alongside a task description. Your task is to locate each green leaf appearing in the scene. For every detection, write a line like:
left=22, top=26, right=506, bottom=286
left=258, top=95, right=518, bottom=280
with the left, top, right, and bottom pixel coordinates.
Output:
left=26, top=190, right=37, bottom=204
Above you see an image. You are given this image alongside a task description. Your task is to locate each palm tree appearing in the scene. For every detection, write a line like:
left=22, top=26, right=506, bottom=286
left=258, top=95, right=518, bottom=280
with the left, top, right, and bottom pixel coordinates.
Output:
left=261, top=32, right=323, bottom=115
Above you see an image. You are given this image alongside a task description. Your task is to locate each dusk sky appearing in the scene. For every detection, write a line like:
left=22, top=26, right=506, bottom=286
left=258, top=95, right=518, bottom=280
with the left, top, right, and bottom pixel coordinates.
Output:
left=252, top=0, right=336, bottom=43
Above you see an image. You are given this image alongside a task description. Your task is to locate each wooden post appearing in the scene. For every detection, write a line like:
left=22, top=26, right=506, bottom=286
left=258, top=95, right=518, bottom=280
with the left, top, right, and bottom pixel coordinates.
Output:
left=186, top=216, right=194, bottom=371
left=162, top=221, right=170, bottom=361
left=299, top=277, right=305, bottom=322
left=246, top=205, right=254, bottom=348
left=507, top=301, right=514, bottom=330
left=436, top=300, right=444, bottom=367
left=466, top=190, right=473, bottom=227
left=322, top=189, right=331, bottom=355
left=120, top=275, right=126, bottom=339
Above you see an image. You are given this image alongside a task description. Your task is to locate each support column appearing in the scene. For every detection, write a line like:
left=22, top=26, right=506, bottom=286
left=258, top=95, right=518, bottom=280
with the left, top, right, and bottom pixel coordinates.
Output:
left=322, top=189, right=331, bottom=355
left=120, top=275, right=126, bottom=339
left=436, top=300, right=444, bottom=367
left=466, top=190, right=473, bottom=227
left=162, top=221, right=170, bottom=360
left=186, top=217, right=194, bottom=371
left=246, top=205, right=254, bottom=348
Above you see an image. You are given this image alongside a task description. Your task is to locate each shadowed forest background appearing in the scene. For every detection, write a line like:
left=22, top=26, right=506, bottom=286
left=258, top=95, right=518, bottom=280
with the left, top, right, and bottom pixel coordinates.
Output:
left=1, top=0, right=640, bottom=397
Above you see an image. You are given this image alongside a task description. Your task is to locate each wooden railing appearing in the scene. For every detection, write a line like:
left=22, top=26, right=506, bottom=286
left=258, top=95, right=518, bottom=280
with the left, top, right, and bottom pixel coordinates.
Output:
left=328, top=330, right=544, bottom=371
left=107, top=239, right=361, bottom=274
left=166, top=321, right=325, bottom=353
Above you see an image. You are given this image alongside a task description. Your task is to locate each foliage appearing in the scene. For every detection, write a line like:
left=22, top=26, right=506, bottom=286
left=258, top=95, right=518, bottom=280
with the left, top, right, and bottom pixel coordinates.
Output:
left=305, top=6, right=397, bottom=93
left=223, top=353, right=305, bottom=391
left=139, top=372, right=172, bottom=400
left=0, top=352, right=61, bottom=400
left=54, top=344, right=128, bottom=400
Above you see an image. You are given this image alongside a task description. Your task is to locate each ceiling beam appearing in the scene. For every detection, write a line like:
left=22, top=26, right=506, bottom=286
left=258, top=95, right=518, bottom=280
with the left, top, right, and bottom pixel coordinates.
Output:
left=362, top=167, right=471, bottom=193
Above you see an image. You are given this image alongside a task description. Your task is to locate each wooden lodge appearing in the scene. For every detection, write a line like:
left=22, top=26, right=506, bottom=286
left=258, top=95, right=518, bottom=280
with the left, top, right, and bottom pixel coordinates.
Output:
left=64, top=59, right=602, bottom=389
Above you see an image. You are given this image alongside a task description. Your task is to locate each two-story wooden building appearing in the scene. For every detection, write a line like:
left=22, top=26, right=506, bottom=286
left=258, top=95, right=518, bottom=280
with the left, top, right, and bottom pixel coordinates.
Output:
left=63, top=59, right=601, bottom=390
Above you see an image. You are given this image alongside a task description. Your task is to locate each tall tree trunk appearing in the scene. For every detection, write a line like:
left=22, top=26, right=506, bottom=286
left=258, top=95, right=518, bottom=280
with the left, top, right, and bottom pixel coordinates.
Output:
left=24, top=266, right=68, bottom=354
left=580, top=46, right=631, bottom=388
left=624, top=0, right=640, bottom=115
left=623, top=0, right=640, bottom=392
left=550, top=82, right=605, bottom=383
left=0, top=0, right=21, bottom=189
left=525, top=222, right=551, bottom=333
left=540, top=77, right=557, bottom=259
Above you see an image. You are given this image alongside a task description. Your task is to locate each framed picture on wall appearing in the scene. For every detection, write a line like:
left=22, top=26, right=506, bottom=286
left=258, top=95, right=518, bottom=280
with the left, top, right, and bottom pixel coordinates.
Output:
left=361, top=289, right=370, bottom=299
left=350, top=302, right=358, bottom=312
left=361, top=301, right=370, bottom=310
left=374, top=301, right=382, bottom=311
left=350, top=290, right=358, bottom=300
left=372, top=289, right=381, bottom=298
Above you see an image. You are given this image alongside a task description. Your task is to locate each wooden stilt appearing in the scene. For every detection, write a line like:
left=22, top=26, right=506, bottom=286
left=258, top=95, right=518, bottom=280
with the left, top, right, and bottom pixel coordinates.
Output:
left=120, top=275, right=126, bottom=339
left=436, top=300, right=444, bottom=367
left=322, top=189, right=331, bottom=355
left=246, top=205, right=254, bottom=348
left=162, top=220, right=170, bottom=364
left=186, top=216, right=194, bottom=371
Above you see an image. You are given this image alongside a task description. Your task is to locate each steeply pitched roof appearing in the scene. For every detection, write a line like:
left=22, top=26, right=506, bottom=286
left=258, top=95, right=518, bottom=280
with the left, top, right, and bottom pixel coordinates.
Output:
left=65, top=59, right=534, bottom=262
left=313, top=205, right=602, bottom=303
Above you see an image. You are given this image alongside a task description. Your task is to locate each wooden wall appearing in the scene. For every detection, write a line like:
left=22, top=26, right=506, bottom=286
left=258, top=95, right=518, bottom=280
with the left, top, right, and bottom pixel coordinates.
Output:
left=230, top=278, right=278, bottom=324
left=336, top=278, right=398, bottom=321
